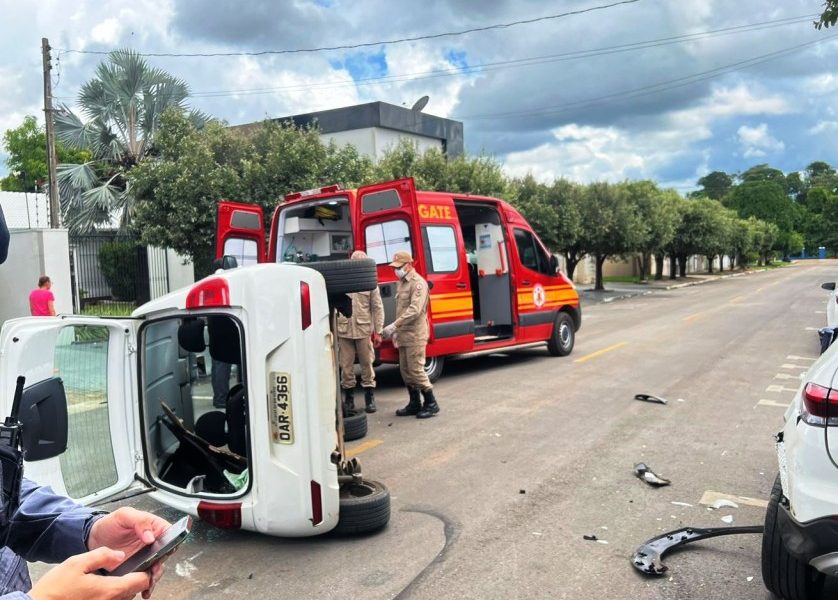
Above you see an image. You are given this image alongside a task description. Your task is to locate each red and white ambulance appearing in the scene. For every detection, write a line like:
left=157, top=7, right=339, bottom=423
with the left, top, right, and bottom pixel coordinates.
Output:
left=216, top=177, right=581, bottom=381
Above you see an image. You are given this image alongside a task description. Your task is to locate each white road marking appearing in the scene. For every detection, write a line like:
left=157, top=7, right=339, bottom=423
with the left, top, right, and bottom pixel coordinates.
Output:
left=774, top=373, right=797, bottom=380
left=780, top=364, right=807, bottom=370
left=786, top=355, right=817, bottom=361
left=805, top=327, right=820, bottom=331
left=765, top=385, right=797, bottom=393
left=699, top=491, right=768, bottom=509
left=756, top=399, right=790, bottom=408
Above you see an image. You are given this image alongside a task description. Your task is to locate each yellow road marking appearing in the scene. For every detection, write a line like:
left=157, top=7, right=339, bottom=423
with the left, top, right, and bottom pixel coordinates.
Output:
left=344, top=438, right=383, bottom=458
left=574, top=341, right=627, bottom=363
left=728, top=295, right=746, bottom=304
left=699, top=490, right=768, bottom=509
left=683, top=311, right=706, bottom=322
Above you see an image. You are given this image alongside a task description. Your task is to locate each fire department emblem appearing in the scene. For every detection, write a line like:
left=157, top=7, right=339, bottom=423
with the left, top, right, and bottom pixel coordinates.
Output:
left=533, top=283, right=546, bottom=308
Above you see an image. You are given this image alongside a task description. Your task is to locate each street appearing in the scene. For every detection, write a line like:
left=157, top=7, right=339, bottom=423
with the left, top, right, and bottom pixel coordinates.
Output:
left=45, top=261, right=838, bottom=599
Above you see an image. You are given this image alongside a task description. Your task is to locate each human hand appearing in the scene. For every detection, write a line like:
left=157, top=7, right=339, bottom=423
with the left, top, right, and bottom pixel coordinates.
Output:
left=382, top=323, right=396, bottom=339
left=29, top=547, right=150, bottom=600
left=392, top=332, right=399, bottom=348
left=88, top=507, right=171, bottom=598
left=372, top=333, right=382, bottom=348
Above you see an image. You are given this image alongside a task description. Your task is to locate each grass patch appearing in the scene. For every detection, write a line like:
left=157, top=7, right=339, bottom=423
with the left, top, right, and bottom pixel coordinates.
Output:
left=79, top=301, right=136, bottom=317
left=603, top=275, right=642, bottom=284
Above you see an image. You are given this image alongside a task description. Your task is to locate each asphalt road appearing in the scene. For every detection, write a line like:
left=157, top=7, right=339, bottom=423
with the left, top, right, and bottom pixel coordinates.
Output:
left=34, top=260, right=838, bottom=599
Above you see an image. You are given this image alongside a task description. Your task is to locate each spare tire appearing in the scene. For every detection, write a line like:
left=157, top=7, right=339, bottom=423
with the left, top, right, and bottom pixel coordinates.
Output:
left=303, top=258, right=378, bottom=295
left=343, top=408, right=367, bottom=441
left=333, top=479, right=390, bottom=535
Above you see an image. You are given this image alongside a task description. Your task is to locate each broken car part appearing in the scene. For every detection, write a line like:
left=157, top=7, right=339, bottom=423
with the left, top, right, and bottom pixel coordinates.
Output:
left=634, top=463, right=671, bottom=487
left=634, top=393, right=668, bottom=405
left=631, top=525, right=763, bottom=576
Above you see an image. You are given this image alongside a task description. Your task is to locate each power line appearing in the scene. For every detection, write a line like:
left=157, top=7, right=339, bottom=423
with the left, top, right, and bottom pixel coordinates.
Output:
left=58, top=0, right=641, bottom=57
left=454, top=33, right=838, bottom=121
left=187, top=14, right=817, bottom=98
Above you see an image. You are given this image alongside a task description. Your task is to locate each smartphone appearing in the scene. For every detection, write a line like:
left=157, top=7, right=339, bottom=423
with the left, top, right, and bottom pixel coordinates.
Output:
left=107, top=515, right=192, bottom=577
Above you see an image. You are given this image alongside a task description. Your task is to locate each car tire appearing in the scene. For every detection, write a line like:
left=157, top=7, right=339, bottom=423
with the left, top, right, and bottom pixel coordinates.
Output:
left=302, top=258, right=378, bottom=295
left=761, top=474, right=824, bottom=600
left=424, top=355, right=444, bottom=383
left=547, top=312, right=575, bottom=356
left=333, top=479, right=391, bottom=535
left=343, top=408, right=367, bottom=442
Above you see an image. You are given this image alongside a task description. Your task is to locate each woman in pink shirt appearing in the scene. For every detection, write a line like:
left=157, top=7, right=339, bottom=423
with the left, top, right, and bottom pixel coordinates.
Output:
left=29, top=275, right=56, bottom=316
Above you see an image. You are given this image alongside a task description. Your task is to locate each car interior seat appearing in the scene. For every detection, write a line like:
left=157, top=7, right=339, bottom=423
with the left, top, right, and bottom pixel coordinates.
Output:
left=208, top=316, right=248, bottom=460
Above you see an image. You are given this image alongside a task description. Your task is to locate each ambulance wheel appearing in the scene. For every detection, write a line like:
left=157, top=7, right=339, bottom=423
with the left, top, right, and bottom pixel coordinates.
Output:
left=333, top=479, right=391, bottom=535
left=547, top=312, right=574, bottom=356
left=303, top=258, right=377, bottom=295
left=424, top=356, right=445, bottom=382
left=343, top=408, right=368, bottom=441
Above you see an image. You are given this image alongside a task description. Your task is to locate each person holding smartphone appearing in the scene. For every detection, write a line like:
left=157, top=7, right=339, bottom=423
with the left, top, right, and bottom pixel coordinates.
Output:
left=0, top=208, right=172, bottom=599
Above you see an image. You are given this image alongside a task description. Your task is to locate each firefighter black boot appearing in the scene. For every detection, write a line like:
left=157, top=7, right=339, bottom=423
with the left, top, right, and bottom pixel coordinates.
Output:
left=364, top=388, right=377, bottom=414
left=343, top=388, right=355, bottom=416
left=417, top=388, right=440, bottom=419
left=396, top=387, right=421, bottom=416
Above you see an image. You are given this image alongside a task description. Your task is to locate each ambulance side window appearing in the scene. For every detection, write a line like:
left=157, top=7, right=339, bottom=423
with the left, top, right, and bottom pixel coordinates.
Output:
left=514, top=228, right=554, bottom=275
left=422, top=226, right=458, bottom=273
left=365, top=220, right=412, bottom=265
left=362, top=189, right=402, bottom=213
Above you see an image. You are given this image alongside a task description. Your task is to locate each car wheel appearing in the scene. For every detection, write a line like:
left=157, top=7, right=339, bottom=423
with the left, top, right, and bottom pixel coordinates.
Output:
left=424, top=355, right=445, bottom=383
left=761, top=474, right=824, bottom=599
left=302, top=258, right=378, bottom=295
left=343, top=408, right=368, bottom=442
left=333, top=479, right=391, bottom=535
left=547, top=312, right=575, bottom=357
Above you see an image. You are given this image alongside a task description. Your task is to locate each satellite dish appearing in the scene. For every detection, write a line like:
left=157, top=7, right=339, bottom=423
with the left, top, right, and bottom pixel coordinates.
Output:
left=411, top=95, right=430, bottom=112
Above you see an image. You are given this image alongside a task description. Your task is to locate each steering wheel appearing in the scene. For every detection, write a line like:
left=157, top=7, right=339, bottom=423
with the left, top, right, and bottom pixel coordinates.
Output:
left=160, top=402, right=246, bottom=473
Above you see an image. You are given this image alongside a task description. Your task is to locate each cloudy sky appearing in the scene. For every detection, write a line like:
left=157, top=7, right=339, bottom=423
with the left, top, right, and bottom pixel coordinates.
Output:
left=1, top=0, right=837, bottom=193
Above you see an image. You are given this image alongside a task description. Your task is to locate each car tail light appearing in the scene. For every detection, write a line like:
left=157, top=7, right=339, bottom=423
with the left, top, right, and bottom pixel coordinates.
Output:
left=197, top=501, right=242, bottom=529
left=310, top=480, right=323, bottom=525
left=300, top=282, right=311, bottom=330
left=803, top=382, right=838, bottom=421
left=186, top=278, right=230, bottom=309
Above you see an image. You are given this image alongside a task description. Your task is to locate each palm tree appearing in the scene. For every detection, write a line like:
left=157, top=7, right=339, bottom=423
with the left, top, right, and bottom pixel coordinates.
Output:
left=55, top=49, right=207, bottom=233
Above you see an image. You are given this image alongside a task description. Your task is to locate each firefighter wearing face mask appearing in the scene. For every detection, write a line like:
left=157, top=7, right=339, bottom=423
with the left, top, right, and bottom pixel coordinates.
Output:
left=381, top=251, right=440, bottom=419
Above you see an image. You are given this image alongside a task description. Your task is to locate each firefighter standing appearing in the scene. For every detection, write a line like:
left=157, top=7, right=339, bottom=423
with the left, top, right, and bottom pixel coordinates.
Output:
left=338, top=250, right=385, bottom=413
left=382, top=251, right=440, bottom=419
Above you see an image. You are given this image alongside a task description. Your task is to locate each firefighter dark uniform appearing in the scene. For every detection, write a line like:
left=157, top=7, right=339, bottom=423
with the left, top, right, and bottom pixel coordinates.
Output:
left=383, top=251, right=439, bottom=418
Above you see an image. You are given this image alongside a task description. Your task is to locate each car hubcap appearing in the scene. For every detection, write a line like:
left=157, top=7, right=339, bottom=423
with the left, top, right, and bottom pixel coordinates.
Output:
left=424, top=357, right=437, bottom=375
left=560, top=323, right=571, bottom=347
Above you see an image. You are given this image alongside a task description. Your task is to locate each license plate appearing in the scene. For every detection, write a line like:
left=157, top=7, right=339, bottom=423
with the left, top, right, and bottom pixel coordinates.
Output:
left=269, top=372, right=294, bottom=444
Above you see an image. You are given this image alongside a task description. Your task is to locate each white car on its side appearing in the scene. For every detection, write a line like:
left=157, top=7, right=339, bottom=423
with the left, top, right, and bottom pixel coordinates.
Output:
left=762, top=336, right=838, bottom=598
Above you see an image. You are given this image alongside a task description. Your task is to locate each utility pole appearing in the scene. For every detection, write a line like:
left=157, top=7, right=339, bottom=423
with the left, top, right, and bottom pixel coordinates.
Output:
left=42, top=37, right=61, bottom=228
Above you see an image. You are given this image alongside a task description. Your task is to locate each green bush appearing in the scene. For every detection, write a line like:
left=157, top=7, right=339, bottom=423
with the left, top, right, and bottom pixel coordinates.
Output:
left=98, top=240, right=140, bottom=301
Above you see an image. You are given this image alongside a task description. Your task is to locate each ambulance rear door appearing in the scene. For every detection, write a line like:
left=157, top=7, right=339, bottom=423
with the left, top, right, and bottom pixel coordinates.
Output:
left=216, top=201, right=266, bottom=265
left=0, top=317, right=143, bottom=506
left=353, top=178, right=423, bottom=327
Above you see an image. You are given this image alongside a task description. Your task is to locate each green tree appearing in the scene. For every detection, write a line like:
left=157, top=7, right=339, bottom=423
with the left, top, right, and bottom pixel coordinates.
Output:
left=55, top=49, right=207, bottom=233
left=624, top=181, right=680, bottom=281
left=739, top=164, right=787, bottom=187
left=578, top=182, right=644, bottom=291
left=1, top=116, right=89, bottom=191
left=817, top=1, right=838, bottom=28
left=725, top=180, right=797, bottom=257
left=696, top=171, right=733, bottom=200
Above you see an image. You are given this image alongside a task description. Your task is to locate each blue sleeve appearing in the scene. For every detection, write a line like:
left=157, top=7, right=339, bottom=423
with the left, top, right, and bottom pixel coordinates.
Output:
left=0, top=593, right=30, bottom=599
left=5, top=479, right=102, bottom=563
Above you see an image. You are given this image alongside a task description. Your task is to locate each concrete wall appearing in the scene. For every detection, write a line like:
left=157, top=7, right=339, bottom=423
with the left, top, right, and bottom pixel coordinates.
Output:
left=164, top=249, right=195, bottom=294
left=0, top=229, right=72, bottom=326
left=322, top=127, right=443, bottom=161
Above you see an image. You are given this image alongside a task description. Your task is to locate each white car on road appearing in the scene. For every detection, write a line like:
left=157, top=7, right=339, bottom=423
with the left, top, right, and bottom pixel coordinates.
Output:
left=822, top=281, right=838, bottom=329
left=762, top=337, right=838, bottom=598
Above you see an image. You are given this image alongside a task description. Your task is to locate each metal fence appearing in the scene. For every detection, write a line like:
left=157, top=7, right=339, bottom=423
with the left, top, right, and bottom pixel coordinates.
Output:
left=69, top=234, right=169, bottom=312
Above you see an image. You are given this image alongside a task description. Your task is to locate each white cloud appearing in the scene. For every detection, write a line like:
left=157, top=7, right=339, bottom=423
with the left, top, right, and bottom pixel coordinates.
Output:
left=91, top=18, right=121, bottom=45
left=809, top=121, right=838, bottom=135
left=737, top=123, right=784, bottom=159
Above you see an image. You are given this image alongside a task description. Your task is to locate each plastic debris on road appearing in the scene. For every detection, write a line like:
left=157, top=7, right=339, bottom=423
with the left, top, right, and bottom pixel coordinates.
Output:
left=708, top=499, right=739, bottom=510
left=634, top=463, right=671, bottom=487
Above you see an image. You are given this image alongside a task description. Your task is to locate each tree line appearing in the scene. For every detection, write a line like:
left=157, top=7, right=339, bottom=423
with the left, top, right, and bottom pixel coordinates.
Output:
left=2, top=50, right=836, bottom=288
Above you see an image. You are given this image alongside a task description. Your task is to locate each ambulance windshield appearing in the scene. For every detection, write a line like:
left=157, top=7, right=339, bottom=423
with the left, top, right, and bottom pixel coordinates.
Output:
left=140, top=315, right=249, bottom=497
left=276, top=197, right=352, bottom=263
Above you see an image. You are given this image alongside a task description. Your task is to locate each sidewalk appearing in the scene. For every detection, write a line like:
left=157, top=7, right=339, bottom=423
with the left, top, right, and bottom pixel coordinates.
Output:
left=579, top=268, right=769, bottom=304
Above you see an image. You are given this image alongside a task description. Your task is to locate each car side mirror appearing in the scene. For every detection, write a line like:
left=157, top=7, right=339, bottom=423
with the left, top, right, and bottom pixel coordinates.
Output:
left=212, top=255, right=239, bottom=270
left=550, top=255, right=559, bottom=273
left=822, top=282, right=836, bottom=291
left=18, top=377, right=69, bottom=461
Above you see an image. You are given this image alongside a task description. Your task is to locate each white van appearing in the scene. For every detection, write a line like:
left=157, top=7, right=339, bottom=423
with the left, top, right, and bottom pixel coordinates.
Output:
left=0, top=261, right=389, bottom=536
